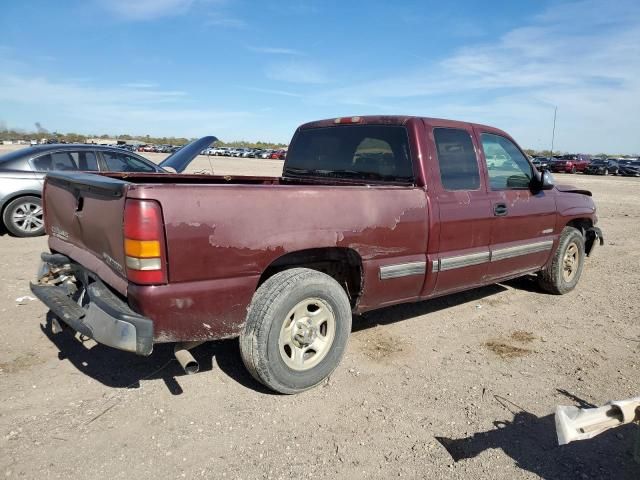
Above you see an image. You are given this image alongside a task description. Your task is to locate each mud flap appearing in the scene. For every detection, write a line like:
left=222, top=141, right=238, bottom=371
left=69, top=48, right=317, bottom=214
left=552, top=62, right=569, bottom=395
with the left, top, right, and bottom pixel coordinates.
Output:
left=584, top=226, right=604, bottom=257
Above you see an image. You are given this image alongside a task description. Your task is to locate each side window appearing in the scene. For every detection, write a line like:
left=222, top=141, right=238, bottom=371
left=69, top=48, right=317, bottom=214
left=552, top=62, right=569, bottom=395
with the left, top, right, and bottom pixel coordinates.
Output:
left=481, top=133, right=533, bottom=190
left=102, top=151, right=156, bottom=172
left=433, top=128, right=480, bottom=191
left=69, top=151, right=98, bottom=171
left=31, top=152, right=78, bottom=171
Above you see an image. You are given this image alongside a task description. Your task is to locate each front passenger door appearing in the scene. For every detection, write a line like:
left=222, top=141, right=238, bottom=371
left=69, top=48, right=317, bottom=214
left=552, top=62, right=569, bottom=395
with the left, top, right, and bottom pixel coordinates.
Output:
left=477, top=131, right=557, bottom=281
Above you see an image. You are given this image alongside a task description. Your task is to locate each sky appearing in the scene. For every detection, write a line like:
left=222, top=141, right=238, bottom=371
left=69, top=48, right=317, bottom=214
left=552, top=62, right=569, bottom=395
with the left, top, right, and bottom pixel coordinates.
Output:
left=0, top=0, right=639, bottom=153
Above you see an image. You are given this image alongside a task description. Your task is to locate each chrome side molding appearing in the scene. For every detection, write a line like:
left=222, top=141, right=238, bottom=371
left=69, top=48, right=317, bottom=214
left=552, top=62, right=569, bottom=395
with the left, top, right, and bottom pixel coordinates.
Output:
left=379, top=261, right=426, bottom=280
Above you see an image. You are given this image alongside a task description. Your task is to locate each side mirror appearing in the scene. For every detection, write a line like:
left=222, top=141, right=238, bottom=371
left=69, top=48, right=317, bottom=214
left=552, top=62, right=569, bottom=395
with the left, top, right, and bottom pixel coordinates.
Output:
left=534, top=169, right=554, bottom=191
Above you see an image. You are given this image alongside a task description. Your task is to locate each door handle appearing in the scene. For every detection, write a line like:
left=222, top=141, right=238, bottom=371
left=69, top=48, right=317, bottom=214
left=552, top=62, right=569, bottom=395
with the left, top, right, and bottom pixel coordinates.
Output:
left=494, top=202, right=508, bottom=216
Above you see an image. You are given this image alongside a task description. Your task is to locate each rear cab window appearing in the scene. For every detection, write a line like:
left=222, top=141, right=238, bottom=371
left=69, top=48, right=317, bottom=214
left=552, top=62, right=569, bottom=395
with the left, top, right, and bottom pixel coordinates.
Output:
left=284, top=125, right=414, bottom=183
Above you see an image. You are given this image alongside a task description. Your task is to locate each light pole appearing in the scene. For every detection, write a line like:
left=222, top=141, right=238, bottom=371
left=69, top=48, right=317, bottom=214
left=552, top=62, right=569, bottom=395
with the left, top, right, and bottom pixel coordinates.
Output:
left=550, top=106, right=557, bottom=157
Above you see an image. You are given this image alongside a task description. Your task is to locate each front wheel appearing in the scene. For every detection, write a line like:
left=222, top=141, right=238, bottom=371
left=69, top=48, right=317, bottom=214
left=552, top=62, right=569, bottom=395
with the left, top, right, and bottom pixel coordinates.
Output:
left=2, top=196, right=45, bottom=237
left=538, top=227, right=585, bottom=294
left=240, top=268, right=352, bottom=394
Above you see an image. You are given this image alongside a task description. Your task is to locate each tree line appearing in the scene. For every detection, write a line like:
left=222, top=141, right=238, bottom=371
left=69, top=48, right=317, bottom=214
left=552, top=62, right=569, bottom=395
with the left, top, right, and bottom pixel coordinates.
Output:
left=0, top=128, right=288, bottom=149
left=1, top=127, right=634, bottom=156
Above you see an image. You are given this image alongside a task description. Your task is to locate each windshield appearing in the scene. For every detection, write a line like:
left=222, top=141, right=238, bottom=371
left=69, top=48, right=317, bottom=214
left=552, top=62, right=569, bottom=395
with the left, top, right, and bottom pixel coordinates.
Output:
left=284, top=125, right=414, bottom=182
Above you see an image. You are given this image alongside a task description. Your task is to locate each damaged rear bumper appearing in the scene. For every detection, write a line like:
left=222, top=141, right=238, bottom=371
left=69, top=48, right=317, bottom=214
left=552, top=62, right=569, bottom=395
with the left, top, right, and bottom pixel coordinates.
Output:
left=30, top=253, right=153, bottom=356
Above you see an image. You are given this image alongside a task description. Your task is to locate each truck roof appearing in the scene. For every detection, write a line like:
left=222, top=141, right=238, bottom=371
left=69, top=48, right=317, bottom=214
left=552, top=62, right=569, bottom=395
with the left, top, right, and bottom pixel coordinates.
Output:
left=298, top=115, right=510, bottom=136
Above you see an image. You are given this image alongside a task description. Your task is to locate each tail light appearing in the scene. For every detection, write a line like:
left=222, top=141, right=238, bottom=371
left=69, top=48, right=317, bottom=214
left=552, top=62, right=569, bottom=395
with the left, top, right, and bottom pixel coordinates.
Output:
left=124, top=199, right=167, bottom=284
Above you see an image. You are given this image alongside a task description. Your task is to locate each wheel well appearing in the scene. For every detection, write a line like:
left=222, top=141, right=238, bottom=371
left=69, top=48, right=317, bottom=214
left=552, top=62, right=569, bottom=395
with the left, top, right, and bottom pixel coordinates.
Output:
left=258, top=248, right=363, bottom=308
left=0, top=193, right=41, bottom=221
left=566, top=218, right=593, bottom=236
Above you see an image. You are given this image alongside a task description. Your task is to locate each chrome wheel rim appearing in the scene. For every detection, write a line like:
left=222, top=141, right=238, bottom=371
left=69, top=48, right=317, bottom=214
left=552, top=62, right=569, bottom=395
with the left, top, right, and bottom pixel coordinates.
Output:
left=12, top=202, right=43, bottom=233
left=562, top=243, right=580, bottom=282
left=278, top=298, right=336, bottom=371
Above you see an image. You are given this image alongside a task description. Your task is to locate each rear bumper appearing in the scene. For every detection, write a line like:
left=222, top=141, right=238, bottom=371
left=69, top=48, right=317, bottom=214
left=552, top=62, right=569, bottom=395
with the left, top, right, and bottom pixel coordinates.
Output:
left=31, top=255, right=153, bottom=356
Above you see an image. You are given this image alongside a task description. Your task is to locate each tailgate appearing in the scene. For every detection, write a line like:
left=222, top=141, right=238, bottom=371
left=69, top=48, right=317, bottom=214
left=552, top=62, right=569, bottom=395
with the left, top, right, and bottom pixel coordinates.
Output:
left=44, top=172, right=131, bottom=291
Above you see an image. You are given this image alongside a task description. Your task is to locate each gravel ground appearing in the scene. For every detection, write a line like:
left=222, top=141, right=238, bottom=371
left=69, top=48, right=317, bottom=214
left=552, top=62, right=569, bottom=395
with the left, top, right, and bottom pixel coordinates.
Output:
left=0, top=152, right=638, bottom=479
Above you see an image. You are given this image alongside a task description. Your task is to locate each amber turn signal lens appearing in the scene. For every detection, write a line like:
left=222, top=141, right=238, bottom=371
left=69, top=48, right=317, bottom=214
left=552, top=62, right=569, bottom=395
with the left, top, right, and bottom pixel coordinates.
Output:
left=124, top=238, right=161, bottom=258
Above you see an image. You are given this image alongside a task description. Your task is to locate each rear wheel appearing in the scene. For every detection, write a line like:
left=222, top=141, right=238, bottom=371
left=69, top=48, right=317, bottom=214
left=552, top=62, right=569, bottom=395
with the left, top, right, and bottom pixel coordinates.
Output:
left=240, top=268, right=352, bottom=394
left=2, top=196, right=44, bottom=237
left=538, top=227, right=585, bottom=294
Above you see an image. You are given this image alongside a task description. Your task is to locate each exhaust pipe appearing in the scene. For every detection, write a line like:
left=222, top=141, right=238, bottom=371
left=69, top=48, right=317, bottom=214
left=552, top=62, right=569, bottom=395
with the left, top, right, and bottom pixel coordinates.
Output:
left=174, top=341, right=205, bottom=374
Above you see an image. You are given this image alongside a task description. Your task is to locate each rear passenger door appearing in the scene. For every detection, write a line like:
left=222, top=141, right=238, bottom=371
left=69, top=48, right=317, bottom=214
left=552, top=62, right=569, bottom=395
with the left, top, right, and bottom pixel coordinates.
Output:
left=476, top=131, right=557, bottom=281
left=427, top=125, right=493, bottom=296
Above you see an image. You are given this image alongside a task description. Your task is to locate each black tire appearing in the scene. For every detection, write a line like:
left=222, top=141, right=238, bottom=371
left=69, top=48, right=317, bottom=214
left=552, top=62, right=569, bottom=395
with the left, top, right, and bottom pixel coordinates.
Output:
left=538, top=227, right=585, bottom=294
left=240, top=268, right=352, bottom=394
left=2, top=196, right=44, bottom=237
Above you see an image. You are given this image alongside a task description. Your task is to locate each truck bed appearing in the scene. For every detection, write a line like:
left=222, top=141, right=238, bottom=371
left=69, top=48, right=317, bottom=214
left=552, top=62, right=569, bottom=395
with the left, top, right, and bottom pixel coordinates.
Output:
left=43, top=171, right=429, bottom=342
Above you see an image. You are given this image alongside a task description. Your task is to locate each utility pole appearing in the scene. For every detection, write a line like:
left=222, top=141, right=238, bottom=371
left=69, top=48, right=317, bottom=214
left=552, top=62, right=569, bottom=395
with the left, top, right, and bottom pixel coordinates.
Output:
left=550, top=106, right=557, bottom=157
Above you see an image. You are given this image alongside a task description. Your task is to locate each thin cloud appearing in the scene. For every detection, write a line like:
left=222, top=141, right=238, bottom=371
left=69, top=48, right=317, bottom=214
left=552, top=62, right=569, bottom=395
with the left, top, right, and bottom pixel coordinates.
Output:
left=311, top=0, right=640, bottom=153
left=0, top=73, right=251, bottom=137
left=243, top=87, right=303, bottom=98
left=121, top=82, right=159, bottom=89
left=248, top=46, right=303, bottom=56
left=204, top=15, right=246, bottom=28
left=100, top=0, right=195, bottom=20
left=266, top=61, right=329, bottom=85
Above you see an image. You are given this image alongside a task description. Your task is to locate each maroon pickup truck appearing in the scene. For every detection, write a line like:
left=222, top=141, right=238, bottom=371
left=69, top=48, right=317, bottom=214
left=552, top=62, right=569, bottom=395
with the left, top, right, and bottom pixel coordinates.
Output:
left=31, top=116, right=603, bottom=394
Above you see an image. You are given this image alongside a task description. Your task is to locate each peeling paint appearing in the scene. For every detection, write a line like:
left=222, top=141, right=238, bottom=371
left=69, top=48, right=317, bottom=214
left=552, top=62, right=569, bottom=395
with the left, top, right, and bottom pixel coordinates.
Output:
left=171, top=298, right=194, bottom=309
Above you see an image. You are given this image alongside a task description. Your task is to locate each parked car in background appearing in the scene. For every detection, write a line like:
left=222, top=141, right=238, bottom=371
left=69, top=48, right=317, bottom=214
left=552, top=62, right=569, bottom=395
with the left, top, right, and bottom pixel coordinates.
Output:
left=270, top=149, right=287, bottom=160
left=550, top=154, right=592, bottom=174
left=584, top=159, right=619, bottom=175
left=532, top=157, right=552, bottom=170
left=0, top=138, right=215, bottom=237
left=617, top=160, right=640, bottom=177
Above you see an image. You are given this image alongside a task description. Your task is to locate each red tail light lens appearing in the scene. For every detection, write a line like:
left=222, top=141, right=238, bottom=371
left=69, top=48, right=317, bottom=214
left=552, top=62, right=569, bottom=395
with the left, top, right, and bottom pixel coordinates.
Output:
left=123, top=199, right=167, bottom=285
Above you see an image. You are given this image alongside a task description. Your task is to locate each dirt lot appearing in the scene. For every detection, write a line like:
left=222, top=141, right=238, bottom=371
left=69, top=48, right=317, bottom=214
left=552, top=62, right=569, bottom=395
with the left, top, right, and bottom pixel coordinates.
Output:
left=0, top=152, right=639, bottom=479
